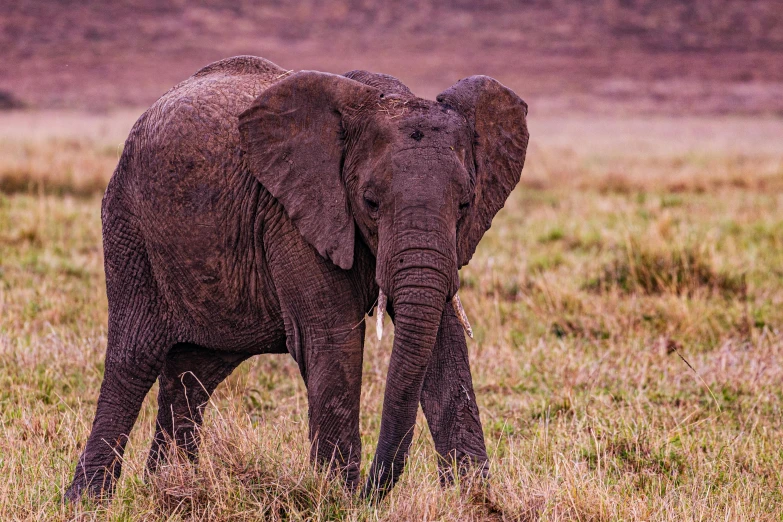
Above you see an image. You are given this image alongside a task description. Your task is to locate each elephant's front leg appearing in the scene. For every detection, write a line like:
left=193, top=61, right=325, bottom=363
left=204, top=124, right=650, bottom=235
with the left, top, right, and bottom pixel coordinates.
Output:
left=420, top=305, right=489, bottom=484
left=265, top=222, right=371, bottom=489
left=302, top=325, right=365, bottom=488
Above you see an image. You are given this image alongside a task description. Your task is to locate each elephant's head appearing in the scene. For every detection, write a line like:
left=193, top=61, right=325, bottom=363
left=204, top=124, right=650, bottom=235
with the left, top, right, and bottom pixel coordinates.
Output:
left=238, top=70, right=528, bottom=495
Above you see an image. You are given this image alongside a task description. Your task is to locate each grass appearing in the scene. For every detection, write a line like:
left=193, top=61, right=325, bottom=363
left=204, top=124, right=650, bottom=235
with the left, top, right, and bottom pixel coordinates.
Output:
left=1, top=110, right=782, bottom=520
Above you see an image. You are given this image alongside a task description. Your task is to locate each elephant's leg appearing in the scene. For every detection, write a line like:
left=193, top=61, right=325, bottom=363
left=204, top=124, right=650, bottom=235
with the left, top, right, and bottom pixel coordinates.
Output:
left=67, top=361, right=163, bottom=501
left=66, top=217, right=169, bottom=501
left=146, top=344, right=250, bottom=472
left=303, top=325, right=365, bottom=489
left=265, top=224, right=370, bottom=489
left=420, top=305, right=489, bottom=485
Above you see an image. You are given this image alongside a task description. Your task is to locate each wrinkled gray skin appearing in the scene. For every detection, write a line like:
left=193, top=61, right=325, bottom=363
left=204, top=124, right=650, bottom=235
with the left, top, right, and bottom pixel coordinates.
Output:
left=65, top=56, right=529, bottom=502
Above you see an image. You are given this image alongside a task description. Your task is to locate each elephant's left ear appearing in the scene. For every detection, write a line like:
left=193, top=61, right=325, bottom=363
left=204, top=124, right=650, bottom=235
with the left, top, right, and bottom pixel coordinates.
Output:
left=437, top=76, right=529, bottom=268
left=239, top=71, right=380, bottom=270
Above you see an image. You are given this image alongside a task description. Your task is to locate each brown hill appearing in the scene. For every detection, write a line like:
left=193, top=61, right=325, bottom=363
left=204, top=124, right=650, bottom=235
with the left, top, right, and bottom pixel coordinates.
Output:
left=2, top=0, right=782, bottom=114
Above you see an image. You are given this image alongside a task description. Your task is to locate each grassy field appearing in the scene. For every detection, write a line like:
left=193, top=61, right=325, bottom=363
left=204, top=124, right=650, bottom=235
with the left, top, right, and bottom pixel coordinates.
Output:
left=1, top=110, right=782, bottom=520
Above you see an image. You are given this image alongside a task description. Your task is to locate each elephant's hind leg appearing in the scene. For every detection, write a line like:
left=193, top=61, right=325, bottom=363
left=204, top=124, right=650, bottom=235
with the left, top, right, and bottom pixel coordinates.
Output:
left=65, top=201, right=170, bottom=502
left=146, top=344, right=249, bottom=472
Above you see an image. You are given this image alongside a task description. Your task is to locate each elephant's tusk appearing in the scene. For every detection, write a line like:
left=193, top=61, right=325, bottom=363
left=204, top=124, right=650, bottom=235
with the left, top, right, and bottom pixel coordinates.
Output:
left=376, top=290, right=387, bottom=341
left=451, top=293, right=474, bottom=339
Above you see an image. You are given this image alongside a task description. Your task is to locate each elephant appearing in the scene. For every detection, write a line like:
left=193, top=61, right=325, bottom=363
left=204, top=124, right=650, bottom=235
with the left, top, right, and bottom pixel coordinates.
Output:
left=65, top=55, right=529, bottom=502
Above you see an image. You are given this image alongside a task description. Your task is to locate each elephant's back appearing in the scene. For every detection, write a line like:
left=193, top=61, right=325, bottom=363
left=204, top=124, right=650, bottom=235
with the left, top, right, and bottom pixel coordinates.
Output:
left=190, top=55, right=285, bottom=80
left=119, top=55, right=287, bottom=201
left=154, top=55, right=287, bottom=121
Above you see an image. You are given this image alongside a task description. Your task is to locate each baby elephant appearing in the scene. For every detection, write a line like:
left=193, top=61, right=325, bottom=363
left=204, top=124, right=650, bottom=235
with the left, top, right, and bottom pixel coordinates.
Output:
left=66, top=55, right=529, bottom=501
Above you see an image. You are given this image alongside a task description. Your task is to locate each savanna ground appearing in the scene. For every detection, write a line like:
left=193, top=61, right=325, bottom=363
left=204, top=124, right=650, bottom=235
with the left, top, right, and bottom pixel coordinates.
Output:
left=1, top=110, right=782, bottom=521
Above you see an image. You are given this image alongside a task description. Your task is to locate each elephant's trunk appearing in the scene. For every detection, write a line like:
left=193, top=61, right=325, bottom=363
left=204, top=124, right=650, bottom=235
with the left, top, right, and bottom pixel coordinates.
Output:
left=364, top=244, right=453, bottom=497
left=377, top=291, right=472, bottom=340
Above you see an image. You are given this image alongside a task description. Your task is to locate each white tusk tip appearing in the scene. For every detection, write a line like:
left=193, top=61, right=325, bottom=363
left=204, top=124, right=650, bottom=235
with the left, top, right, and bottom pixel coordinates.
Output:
left=376, top=290, right=387, bottom=342
left=451, top=293, right=474, bottom=339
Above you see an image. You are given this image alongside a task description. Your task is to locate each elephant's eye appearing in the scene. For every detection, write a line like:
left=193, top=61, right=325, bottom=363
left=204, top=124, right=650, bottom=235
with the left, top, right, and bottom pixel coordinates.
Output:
left=459, top=201, right=470, bottom=212
left=364, top=195, right=380, bottom=214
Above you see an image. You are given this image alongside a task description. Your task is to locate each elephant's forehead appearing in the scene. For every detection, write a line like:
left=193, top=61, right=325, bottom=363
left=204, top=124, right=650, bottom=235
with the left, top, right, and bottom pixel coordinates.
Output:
left=387, top=105, right=469, bottom=145
left=376, top=97, right=464, bottom=126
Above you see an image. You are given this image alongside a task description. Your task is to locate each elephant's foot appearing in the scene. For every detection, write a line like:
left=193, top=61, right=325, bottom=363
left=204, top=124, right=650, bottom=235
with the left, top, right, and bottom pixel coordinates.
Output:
left=337, top=458, right=361, bottom=492
left=310, top=441, right=362, bottom=492
left=64, top=463, right=120, bottom=503
left=436, top=451, right=489, bottom=487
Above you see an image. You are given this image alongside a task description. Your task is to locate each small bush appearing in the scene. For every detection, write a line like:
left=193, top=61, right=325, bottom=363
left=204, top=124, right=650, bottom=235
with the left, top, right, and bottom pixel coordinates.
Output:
left=584, top=240, right=746, bottom=298
left=0, top=90, right=24, bottom=110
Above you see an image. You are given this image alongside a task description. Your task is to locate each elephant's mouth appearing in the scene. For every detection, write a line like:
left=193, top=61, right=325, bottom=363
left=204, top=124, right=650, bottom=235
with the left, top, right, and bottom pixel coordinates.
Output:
left=375, top=289, right=473, bottom=340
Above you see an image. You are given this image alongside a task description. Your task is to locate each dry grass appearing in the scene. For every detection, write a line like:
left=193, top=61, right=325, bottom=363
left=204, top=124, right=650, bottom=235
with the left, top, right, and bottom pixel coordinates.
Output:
left=1, top=111, right=782, bottom=520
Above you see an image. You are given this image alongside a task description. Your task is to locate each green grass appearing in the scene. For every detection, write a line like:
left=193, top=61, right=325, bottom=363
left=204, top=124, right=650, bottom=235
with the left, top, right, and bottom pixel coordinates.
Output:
left=1, top=112, right=782, bottom=520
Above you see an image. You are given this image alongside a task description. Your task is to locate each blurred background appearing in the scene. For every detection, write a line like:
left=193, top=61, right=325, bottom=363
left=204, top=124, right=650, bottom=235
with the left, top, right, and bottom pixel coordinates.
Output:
left=2, top=0, right=783, bottom=114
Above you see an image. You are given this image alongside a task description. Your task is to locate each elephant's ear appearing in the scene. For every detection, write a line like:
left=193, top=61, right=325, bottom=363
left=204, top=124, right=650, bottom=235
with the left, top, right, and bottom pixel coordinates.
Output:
left=239, top=71, right=380, bottom=270
left=437, top=76, right=529, bottom=268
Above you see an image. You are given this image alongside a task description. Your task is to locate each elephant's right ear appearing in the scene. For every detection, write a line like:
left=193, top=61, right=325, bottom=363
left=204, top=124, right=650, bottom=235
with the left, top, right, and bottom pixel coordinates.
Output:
left=239, top=71, right=380, bottom=270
